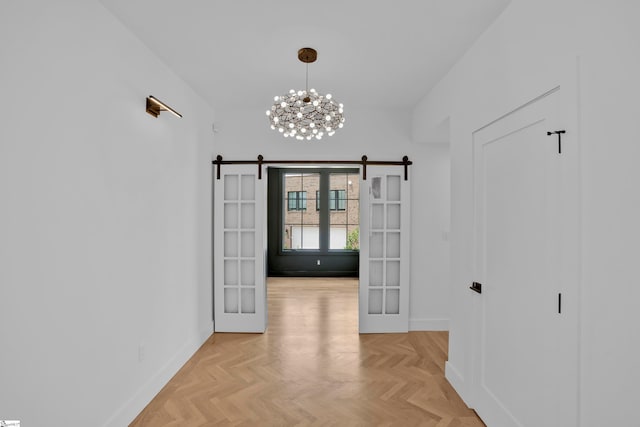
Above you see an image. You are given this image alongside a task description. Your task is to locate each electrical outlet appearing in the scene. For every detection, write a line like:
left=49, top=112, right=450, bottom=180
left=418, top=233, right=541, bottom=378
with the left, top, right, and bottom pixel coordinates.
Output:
left=138, top=343, right=145, bottom=362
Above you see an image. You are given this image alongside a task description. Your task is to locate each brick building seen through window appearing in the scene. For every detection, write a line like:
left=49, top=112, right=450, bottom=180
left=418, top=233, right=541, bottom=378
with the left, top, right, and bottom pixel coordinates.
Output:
left=283, top=172, right=359, bottom=250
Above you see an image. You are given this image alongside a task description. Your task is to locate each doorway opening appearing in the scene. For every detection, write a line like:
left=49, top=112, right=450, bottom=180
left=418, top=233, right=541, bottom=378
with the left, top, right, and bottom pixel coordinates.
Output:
left=214, top=159, right=410, bottom=333
left=267, top=167, right=360, bottom=277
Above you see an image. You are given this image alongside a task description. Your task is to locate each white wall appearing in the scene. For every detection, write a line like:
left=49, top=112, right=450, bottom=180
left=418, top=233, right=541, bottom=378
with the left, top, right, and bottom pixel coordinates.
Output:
left=412, top=0, right=640, bottom=425
left=214, top=106, right=451, bottom=329
left=0, top=2, right=214, bottom=426
left=407, top=142, right=450, bottom=331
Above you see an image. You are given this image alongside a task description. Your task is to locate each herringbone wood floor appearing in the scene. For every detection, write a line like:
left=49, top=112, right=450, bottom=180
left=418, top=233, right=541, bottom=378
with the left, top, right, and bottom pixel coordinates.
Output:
left=130, top=278, right=484, bottom=426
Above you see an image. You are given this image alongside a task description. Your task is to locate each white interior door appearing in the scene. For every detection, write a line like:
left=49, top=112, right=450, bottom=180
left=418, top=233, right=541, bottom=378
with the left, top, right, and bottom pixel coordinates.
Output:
left=214, top=165, right=267, bottom=332
left=471, top=88, right=578, bottom=426
left=359, top=167, right=410, bottom=333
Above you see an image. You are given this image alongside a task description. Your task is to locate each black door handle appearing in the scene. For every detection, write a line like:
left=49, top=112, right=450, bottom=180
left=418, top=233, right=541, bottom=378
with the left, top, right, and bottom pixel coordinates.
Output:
left=470, top=282, right=482, bottom=294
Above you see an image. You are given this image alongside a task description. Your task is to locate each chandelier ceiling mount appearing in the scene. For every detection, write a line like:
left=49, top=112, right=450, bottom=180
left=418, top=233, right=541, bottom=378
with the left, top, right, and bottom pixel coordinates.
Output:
left=297, top=47, right=317, bottom=64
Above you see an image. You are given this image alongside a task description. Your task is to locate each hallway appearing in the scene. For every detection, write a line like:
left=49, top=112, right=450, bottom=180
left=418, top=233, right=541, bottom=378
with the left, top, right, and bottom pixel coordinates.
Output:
left=130, top=278, right=482, bottom=426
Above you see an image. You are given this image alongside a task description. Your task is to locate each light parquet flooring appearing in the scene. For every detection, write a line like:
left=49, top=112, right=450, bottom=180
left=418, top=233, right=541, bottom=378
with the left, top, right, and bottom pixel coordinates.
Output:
left=130, top=278, right=484, bottom=426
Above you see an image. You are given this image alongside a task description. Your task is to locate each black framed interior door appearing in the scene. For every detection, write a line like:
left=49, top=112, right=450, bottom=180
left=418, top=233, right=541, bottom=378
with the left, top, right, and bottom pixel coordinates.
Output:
left=267, top=167, right=360, bottom=276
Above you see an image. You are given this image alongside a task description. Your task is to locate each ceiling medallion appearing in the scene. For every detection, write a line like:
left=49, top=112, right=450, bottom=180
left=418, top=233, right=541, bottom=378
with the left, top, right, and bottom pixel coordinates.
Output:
left=266, top=47, right=345, bottom=141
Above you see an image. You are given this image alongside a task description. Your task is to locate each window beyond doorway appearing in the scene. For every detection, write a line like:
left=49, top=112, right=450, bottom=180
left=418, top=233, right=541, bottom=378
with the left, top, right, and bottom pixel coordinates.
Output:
left=268, top=168, right=360, bottom=276
left=283, top=171, right=359, bottom=251
left=283, top=172, right=320, bottom=249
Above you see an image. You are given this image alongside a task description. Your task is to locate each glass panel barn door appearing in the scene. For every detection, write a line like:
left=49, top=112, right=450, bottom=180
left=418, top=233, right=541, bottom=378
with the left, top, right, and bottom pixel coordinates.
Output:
left=214, top=165, right=266, bottom=332
left=359, top=167, right=410, bottom=333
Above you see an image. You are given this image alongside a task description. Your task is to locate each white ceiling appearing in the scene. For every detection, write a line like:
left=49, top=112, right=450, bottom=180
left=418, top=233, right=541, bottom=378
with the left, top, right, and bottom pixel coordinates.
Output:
left=99, top=0, right=511, bottom=111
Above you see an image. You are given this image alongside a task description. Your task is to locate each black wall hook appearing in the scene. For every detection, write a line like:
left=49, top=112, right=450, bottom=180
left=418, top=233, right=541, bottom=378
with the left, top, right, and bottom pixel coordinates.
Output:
left=547, top=130, right=566, bottom=154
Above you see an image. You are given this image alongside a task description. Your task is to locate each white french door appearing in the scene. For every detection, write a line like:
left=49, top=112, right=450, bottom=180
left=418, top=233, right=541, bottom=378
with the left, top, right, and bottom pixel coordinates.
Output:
left=214, top=165, right=267, bottom=332
left=359, top=167, right=410, bottom=333
left=471, top=88, right=578, bottom=426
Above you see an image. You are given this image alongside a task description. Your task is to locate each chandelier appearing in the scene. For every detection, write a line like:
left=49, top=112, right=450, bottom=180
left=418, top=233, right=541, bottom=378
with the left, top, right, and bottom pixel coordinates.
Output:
left=266, top=47, right=345, bottom=141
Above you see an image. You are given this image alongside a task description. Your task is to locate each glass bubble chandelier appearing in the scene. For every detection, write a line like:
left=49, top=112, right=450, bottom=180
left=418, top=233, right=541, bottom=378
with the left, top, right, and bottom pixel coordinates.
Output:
left=266, top=47, right=345, bottom=141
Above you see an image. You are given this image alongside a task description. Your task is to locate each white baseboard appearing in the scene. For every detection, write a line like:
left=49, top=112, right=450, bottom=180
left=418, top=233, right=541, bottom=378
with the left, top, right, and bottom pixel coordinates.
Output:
left=103, top=322, right=214, bottom=427
left=409, top=318, right=449, bottom=331
left=445, top=361, right=471, bottom=406
left=202, top=321, right=214, bottom=340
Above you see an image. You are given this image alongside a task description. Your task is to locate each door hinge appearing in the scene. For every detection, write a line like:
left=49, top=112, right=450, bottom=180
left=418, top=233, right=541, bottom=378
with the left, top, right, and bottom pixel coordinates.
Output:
left=470, top=282, right=482, bottom=294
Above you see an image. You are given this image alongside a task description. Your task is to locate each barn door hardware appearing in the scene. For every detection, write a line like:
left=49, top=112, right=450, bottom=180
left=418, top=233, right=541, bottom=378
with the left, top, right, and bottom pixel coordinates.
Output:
left=213, top=155, right=412, bottom=180
left=547, top=130, right=566, bottom=154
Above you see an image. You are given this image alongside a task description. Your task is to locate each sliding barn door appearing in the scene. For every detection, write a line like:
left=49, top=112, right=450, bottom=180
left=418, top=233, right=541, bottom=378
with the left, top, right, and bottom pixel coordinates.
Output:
left=214, top=165, right=267, bottom=332
left=359, top=167, right=410, bottom=333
